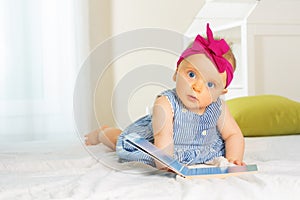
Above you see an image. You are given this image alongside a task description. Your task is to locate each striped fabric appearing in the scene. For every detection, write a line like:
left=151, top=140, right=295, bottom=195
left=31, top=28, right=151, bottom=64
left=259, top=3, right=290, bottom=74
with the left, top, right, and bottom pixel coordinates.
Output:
left=116, top=89, right=225, bottom=167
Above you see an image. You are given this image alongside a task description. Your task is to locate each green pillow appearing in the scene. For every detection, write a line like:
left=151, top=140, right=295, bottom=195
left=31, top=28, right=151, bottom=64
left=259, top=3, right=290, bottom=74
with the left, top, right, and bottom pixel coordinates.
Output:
left=227, top=95, right=300, bottom=137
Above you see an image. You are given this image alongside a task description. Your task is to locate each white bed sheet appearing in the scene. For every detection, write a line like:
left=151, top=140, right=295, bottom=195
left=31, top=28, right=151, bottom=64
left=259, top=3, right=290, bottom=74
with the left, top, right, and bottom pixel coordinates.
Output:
left=1, top=135, right=300, bottom=200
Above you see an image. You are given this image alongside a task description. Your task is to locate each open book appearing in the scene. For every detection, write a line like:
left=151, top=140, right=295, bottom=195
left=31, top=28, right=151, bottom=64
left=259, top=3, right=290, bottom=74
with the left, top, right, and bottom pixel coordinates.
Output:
left=125, top=134, right=258, bottom=179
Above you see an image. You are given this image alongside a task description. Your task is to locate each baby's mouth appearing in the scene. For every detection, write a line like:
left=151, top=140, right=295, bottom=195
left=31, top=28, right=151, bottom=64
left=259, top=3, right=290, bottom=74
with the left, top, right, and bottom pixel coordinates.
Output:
left=187, top=95, right=198, bottom=102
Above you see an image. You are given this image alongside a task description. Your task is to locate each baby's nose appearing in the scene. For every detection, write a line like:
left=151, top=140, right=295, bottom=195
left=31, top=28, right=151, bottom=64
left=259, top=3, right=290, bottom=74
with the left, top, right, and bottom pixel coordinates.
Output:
left=192, top=81, right=204, bottom=92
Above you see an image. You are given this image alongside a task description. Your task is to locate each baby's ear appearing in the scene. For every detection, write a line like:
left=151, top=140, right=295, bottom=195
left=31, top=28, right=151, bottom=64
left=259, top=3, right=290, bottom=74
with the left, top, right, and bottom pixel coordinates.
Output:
left=221, top=88, right=228, bottom=95
left=172, top=72, right=177, bottom=81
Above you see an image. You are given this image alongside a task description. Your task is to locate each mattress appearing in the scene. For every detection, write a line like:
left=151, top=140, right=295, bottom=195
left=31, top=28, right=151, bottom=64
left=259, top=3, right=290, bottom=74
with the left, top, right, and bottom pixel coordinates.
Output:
left=1, top=135, right=300, bottom=200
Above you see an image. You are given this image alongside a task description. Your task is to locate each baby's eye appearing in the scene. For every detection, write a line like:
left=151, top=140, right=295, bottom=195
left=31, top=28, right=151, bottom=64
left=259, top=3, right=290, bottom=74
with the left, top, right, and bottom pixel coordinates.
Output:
left=188, top=71, right=196, bottom=79
left=207, top=82, right=215, bottom=88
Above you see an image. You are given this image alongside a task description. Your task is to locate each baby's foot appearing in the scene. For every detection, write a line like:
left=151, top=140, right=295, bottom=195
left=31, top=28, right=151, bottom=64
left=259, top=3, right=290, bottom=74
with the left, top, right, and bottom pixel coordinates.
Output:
left=85, top=126, right=108, bottom=145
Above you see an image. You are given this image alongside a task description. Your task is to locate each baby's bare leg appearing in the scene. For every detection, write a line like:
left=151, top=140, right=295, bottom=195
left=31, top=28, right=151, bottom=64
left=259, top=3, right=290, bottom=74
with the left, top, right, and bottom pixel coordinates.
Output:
left=85, top=126, right=122, bottom=150
left=98, top=127, right=122, bottom=150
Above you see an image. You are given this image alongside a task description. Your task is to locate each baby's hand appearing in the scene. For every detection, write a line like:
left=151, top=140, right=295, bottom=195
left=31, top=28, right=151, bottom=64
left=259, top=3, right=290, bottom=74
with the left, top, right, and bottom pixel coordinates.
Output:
left=228, top=159, right=246, bottom=166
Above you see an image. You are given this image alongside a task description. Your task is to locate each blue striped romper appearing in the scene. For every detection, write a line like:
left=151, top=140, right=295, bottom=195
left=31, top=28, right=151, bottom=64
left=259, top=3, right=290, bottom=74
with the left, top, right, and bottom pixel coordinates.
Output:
left=116, top=89, right=225, bottom=167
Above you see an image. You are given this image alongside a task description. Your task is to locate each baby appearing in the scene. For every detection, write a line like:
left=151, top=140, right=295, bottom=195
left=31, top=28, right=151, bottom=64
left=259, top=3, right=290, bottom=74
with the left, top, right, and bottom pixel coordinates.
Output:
left=85, top=24, right=245, bottom=168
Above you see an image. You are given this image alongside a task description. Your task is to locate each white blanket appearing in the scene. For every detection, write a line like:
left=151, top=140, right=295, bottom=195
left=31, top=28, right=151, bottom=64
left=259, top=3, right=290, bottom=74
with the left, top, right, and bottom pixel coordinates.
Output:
left=1, top=135, right=300, bottom=200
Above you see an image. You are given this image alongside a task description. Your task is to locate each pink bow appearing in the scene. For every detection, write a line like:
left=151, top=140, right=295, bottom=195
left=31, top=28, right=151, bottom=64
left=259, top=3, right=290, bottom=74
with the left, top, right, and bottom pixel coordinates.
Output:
left=177, top=23, right=233, bottom=88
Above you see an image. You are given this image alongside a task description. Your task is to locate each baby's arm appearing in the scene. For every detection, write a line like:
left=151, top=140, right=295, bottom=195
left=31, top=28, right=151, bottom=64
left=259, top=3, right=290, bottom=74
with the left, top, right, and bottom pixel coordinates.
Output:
left=218, top=101, right=245, bottom=165
left=152, top=96, right=174, bottom=169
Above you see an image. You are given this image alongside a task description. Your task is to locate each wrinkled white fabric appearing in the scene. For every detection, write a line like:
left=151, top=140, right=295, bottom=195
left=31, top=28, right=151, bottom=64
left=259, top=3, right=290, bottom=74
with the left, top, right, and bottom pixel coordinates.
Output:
left=1, top=135, right=300, bottom=200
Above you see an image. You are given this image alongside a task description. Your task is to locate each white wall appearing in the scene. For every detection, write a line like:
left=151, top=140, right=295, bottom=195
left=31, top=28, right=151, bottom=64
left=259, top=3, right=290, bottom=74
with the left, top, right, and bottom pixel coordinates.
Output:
left=110, top=0, right=204, bottom=34
left=92, top=0, right=204, bottom=128
left=87, top=0, right=114, bottom=129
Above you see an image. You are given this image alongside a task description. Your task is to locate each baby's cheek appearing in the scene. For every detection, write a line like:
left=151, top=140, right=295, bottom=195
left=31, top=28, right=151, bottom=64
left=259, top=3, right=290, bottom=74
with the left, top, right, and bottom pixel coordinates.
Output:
left=209, top=88, right=224, bottom=102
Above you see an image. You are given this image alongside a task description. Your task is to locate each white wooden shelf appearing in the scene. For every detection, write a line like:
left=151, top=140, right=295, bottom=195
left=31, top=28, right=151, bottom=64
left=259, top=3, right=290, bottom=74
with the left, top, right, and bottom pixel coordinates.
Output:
left=185, top=0, right=300, bottom=102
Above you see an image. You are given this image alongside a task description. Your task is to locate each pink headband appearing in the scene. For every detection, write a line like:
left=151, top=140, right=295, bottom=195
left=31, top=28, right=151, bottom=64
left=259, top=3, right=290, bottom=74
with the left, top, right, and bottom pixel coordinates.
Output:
left=177, top=23, right=233, bottom=88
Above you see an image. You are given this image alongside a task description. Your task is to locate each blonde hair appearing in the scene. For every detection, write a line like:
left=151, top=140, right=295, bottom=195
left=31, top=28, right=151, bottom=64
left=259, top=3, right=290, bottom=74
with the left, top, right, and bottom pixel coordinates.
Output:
left=223, top=49, right=236, bottom=71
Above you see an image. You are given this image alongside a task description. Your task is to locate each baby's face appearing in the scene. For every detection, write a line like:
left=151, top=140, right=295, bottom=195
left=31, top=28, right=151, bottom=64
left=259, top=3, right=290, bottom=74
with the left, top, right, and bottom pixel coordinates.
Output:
left=174, top=54, right=227, bottom=114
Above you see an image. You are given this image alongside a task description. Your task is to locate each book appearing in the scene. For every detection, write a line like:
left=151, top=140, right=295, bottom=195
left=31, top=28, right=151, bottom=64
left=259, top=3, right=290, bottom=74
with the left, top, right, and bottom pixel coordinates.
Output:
left=125, top=133, right=258, bottom=179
